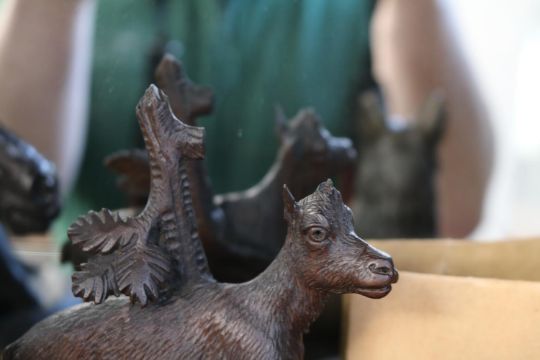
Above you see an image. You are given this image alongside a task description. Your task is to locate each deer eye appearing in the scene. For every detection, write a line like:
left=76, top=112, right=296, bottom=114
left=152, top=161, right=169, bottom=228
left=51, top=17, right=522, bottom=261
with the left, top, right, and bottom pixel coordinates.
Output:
left=307, top=226, right=328, bottom=242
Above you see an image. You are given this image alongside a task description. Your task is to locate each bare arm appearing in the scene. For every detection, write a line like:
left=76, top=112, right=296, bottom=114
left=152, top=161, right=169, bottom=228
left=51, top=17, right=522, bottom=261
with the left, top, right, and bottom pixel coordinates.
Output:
left=372, top=0, right=494, bottom=237
left=0, top=0, right=96, bottom=195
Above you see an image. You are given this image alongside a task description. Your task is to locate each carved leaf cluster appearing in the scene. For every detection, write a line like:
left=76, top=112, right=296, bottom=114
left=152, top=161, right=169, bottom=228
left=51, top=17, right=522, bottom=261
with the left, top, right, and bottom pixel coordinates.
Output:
left=72, top=252, right=119, bottom=304
left=68, top=209, right=171, bottom=305
left=116, top=243, right=170, bottom=305
left=67, top=82, right=212, bottom=307
left=68, top=209, right=140, bottom=253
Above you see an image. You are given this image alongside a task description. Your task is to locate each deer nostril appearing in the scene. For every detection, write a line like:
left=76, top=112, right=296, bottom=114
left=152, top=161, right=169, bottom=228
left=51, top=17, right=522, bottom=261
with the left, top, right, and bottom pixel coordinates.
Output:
left=369, top=261, right=392, bottom=276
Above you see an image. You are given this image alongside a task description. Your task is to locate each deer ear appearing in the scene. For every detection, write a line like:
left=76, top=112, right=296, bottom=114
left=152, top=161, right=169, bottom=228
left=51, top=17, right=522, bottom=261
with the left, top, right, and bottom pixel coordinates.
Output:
left=316, top=179, right=334, bottom=194
left=274, top=104, right=289, bottom=141
left=417, top=89, right=446, bottom=145
left=283, top=184, right=298, bottom=223
left=357, top=90, right=386, bottom=141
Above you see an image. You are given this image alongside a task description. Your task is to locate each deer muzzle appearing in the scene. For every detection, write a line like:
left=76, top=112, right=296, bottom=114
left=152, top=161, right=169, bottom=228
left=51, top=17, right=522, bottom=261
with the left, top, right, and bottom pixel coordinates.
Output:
left=364, top=242, right=399, bottom=285
left=368, top=258, right=399, bottom=284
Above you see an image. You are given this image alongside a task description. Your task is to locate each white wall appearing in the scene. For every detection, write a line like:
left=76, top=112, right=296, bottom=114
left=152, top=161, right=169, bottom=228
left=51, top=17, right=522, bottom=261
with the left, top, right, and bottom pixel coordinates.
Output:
left=443, top=0, right=540, bottom=238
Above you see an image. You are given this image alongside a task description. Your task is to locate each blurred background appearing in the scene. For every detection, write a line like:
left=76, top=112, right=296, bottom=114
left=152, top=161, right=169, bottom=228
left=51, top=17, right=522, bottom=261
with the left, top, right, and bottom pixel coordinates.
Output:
left=445, top=0, right=540, bottom=239
left=1, top=0, right=540, bottom=356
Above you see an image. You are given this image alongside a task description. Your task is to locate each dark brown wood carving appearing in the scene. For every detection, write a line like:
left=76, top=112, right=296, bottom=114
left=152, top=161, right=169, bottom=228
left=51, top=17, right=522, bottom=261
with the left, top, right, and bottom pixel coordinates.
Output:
left=69, top=84, right=212, bottom=306
left=87, top=54, right=357, bottom=283
left=214, top=106, right=357, bottom=274
left=3, top=85, right=397, bottom=360
left=352, top=89, right=445, bottom=238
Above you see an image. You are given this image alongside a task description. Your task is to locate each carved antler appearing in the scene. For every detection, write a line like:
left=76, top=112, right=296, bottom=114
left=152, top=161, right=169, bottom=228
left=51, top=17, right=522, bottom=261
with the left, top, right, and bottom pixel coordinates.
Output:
left=68, top=85, right=210, bottom=305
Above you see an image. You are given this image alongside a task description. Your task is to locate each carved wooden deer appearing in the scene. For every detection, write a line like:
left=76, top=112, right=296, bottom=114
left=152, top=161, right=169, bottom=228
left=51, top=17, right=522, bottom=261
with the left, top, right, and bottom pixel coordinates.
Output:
left=102, top=54, right=356, bottom=282
left=352, top=90, right=445, bottom=238
left=4, top=179, right=397, bottom=360
left=3, top=85, right=397, bottom=360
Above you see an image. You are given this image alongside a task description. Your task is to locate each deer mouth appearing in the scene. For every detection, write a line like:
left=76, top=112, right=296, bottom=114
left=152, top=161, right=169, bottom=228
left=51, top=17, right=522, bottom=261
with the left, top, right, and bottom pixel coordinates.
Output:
left=355, top=284, right=393, bottom=299
left=354, top=271, right=398, bottom=299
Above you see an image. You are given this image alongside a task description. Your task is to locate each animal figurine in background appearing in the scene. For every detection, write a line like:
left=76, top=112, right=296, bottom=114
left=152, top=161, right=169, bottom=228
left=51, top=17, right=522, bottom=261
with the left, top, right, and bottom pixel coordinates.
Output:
left=214, top=106, right=357, bottom=277
left=352, top=90, right=445, bottom=239
left=3, top=85, right=397, bottom=358
left=0, top=126, right=59, bottom=234
left=85, top=54, right=357, bottom=283
left=0, top=125, right=61, bottom=347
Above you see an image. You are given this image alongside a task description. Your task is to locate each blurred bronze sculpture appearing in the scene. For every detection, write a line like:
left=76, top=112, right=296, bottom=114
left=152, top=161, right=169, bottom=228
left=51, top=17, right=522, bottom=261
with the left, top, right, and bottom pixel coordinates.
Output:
left=352, top=90, right=445, bottom=238
left=4, top=85, right=397, bottom=359
left=0, top=126, right=59, bottom=234
left=0, top=125, right=61, bottom=347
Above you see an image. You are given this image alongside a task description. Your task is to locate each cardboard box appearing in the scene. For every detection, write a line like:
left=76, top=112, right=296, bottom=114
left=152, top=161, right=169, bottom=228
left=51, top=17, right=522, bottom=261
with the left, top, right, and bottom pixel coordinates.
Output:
left=344, top=238, right=540, bottom=359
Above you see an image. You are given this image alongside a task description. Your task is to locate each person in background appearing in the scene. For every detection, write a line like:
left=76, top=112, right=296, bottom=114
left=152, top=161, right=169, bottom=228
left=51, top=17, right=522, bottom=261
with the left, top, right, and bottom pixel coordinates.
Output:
left=0, top=0, right=492, bottom=240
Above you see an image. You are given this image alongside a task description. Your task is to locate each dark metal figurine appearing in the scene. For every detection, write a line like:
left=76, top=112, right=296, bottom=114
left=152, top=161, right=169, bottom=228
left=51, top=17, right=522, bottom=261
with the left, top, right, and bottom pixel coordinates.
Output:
left=0, top=125, right=61, bottom=347
left=352, top=90, right=445, bottom=238
left=3, top=85, right=397, bottom=360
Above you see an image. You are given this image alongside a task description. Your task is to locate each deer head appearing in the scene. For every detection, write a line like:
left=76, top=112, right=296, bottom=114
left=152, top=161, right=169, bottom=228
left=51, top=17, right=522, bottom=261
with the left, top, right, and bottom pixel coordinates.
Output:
left=0, top=126, right=59, bottom=234
left=283, top=180, right=398, bottom=299
left=275, top=107, right=356, bottom=196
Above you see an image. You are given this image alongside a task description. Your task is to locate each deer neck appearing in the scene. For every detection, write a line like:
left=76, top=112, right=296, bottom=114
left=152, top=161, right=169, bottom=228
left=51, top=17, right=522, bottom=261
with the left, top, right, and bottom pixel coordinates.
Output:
left=247, top=238, right=328, bottom=336
left=255, top=149, right=308, bottom=204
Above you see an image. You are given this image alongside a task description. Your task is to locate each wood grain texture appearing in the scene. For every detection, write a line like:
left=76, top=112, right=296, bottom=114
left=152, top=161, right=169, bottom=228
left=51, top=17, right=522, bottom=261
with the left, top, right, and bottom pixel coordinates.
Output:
left=4, top=180, right=398, bottom=359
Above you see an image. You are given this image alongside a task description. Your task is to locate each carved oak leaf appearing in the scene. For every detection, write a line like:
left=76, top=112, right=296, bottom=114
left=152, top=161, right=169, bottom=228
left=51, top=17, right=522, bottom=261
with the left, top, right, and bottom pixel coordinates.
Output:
left=68, top=208, right=141, bottom=253
left=68, top=208, right=172, bottom=305
left=71, top=243, right=170, bottom=306
left=72, top=253, right=120, bottom=304
left=115, top=243, right=170, bottom=305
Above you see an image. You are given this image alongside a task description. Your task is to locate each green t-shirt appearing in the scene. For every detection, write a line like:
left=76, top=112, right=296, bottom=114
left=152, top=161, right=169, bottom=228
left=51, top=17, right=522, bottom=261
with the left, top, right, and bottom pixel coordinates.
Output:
left=57, top=0, right=375, bottom=237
